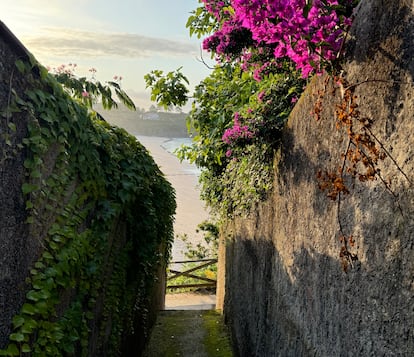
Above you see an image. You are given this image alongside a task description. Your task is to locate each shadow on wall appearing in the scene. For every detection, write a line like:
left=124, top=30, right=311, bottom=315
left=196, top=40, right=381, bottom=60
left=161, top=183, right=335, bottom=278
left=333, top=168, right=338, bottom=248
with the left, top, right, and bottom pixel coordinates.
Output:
left=225, top=228, right=414, bottom=356
left=278, top=125, right=343, bottom=219
left=348, top=2, right=414, bottom=76
left=346, top=1, right=414, bottom=138
left=223, top=74, right=414, bottom=355
left=223, top=1, right=414, bottom=353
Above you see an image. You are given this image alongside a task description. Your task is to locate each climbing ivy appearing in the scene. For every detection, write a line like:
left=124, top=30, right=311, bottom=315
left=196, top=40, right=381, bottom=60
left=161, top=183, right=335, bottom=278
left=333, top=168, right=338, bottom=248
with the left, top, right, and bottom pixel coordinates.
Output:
left=0, top=55, right=175, bottom=356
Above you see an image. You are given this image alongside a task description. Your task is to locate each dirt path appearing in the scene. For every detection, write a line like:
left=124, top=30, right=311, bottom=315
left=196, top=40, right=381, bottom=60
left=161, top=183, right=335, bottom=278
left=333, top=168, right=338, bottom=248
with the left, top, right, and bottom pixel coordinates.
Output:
left=165, top=293, right=216, bottom=310
left=143, top=310, right=233, bottom=357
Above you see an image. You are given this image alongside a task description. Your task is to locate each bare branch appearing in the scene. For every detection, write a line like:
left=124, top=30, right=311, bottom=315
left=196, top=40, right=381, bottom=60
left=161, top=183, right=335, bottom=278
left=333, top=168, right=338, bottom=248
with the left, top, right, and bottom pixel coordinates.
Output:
left=196, top=46, right=215, bottom=70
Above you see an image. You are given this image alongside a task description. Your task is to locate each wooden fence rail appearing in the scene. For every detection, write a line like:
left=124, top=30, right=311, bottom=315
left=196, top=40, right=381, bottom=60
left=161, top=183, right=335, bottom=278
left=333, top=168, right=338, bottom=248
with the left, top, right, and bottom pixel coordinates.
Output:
left=167, top=258, right=217, bottom=290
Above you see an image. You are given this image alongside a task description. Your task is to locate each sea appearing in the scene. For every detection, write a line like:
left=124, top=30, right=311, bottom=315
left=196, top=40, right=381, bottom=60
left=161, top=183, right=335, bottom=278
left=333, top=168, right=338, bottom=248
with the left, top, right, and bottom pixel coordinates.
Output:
left=160, top=137, right=201, bottom=176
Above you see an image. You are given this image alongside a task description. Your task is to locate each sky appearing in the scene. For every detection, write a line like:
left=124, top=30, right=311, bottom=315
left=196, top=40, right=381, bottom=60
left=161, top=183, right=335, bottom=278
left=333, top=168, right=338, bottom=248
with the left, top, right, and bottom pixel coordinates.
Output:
left=1, top=0, right=213, bottom=111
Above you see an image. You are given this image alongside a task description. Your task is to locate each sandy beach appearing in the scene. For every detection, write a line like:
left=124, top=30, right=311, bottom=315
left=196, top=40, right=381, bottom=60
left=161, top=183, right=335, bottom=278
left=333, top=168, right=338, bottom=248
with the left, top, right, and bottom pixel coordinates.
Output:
left=136, top=136, right=210, bottom=262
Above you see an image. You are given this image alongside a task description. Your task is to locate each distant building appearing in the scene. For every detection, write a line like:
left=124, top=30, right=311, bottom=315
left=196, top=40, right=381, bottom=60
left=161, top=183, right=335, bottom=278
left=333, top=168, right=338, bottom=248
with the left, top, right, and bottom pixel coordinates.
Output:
left=143, top=112, right=160, bottom=120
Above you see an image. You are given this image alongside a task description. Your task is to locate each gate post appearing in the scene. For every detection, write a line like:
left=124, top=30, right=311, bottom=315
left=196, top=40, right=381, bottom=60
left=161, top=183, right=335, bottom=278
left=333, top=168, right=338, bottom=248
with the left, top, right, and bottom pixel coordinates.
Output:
left=215, top=231, right=226, bottom=311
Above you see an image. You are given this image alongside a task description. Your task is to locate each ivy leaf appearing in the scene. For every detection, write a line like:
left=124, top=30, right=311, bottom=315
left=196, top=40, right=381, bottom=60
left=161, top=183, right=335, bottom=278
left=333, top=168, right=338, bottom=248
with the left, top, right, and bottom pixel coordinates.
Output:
left=21, top=319, right=37, bottom=334
left=9, top=333, right=25, bottom=342
left=22, top=183, right=39, bottom=195
left=15, top=59, right=26, bottom=74
left=7, top=122, right=16, bottom=132
left=0, top=344, right=19, bottom=356
left=21, top=344, right=31, bottom=353
left=12, top=316, right=25, bottom=328
left=21, top=303, right=36, bottom=315
left=26, top=290, right=39, bottom=302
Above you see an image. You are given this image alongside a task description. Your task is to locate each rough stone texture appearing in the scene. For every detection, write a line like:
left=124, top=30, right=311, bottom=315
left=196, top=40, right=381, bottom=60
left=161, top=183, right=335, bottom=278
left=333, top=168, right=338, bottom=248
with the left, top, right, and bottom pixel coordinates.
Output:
left=223, top=1, right=414, bottom=356
left=0, top=22, right=35, bottom=347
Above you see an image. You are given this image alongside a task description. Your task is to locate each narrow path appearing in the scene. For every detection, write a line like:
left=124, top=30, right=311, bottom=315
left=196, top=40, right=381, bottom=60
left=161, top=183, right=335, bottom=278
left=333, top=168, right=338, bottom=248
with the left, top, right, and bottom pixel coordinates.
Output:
left=165, top=293, right=216, bottom=310
left=143, top=310, right=233, bottom=357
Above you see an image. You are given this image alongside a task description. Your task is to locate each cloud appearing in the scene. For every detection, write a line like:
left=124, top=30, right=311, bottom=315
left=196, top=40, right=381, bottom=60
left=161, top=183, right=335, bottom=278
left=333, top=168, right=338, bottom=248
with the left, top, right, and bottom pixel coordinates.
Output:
left=22, top=27, right=199, bottom=59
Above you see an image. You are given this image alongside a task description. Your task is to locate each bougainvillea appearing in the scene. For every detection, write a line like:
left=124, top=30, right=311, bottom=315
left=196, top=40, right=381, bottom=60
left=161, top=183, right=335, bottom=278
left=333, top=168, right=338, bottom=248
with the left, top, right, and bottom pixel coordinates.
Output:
left=202, top=0, right=357, bottom=77
left=146, top=0, right=358, bottom=217
left=222, top=112, right=254, bottom=146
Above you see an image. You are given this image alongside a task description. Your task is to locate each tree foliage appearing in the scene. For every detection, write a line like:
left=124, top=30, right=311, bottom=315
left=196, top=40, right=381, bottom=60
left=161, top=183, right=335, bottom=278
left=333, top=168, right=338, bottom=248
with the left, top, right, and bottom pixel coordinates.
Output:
left=145, top=1, right=358, bottom=218
left=144, top=68, right=189, bottom=110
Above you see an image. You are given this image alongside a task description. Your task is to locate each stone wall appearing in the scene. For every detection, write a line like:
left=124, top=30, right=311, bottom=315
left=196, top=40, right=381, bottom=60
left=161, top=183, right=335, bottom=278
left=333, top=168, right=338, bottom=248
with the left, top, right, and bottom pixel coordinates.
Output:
left=223, top=1, right=414, bottom=356
left=0, top=22, right=173, bottom=355
left=0, top=22, right=36, bottom=347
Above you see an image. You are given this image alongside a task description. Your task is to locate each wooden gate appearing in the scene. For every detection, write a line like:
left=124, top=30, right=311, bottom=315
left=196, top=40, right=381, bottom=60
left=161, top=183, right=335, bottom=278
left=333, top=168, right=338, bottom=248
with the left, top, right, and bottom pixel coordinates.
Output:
left=167, top=258, right=217, bottom=290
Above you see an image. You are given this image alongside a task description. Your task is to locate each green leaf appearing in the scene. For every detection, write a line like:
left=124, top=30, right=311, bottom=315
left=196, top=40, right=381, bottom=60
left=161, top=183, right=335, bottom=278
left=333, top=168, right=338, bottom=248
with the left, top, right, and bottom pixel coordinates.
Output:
left=287, top=86, right=298, bottom=96
left=21, top=303, right=36, bottom=315
left=62, top=343, right=75, bottom=354
left=26, top=290, right=39, bottom=302
left=30, top=170, right=42, bottom=179
left=15, top=59, right=26, bottom=74
left=25, top=200, right=34, bottom=209
left=43, top=251, right=53, bottom=260
left=45, top=267, right=58, bottom=277
left=21, top=344, right=31, bottom=353
left=7, top=122, right=16, bottom=132
left=10, top=333, right=25, bottom=342
left=12, top=316, right=25, bottom=328
left=21, top=318, right=37, bottom=334
left=0, top=344, right=19, bottom=356
left=38, top=289, right=51, bottom=300
left=22, top=183, right=39, bottom=195
left=34, top=261, right=45, bottom=269
left=34, top=301, right=48, bottom=315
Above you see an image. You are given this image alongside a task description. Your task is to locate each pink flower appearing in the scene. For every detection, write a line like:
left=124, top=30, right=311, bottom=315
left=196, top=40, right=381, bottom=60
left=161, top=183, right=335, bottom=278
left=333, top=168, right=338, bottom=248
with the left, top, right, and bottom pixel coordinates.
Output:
left=257, top=91, right=266, bottom=103
left=222, top=112, right=255, bottom=145
left=202, top=0, right=355, bottom=78
left=81, top=91, right=89, bottom=98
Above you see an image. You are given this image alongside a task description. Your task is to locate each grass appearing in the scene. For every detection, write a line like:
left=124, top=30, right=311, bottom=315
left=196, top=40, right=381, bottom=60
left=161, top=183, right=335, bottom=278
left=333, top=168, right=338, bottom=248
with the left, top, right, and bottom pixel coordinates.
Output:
left=202, top=310, right=233, bottom=356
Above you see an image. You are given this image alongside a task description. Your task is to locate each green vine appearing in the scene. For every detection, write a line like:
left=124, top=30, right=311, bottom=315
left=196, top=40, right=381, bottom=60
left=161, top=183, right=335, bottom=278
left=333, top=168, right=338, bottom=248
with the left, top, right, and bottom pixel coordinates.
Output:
left=0, top=56, right=175, bottom=356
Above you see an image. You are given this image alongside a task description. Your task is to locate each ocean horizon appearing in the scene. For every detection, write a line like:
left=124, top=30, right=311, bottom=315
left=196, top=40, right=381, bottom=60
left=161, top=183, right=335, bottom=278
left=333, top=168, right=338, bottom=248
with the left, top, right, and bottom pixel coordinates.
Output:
left=161, top=137, right=202, bottom=175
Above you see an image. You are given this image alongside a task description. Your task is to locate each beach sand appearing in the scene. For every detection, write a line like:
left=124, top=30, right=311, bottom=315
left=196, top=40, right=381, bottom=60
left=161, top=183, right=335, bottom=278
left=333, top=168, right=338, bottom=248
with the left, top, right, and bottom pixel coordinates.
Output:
left=136, top=136, right=210, bottom=262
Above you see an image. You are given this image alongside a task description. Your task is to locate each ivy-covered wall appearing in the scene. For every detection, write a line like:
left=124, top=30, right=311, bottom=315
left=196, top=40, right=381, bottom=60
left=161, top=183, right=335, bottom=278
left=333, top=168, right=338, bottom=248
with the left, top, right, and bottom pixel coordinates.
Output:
left=0, top=22, right=175, bottom=356
left=223, top=1, right=414, bottom=356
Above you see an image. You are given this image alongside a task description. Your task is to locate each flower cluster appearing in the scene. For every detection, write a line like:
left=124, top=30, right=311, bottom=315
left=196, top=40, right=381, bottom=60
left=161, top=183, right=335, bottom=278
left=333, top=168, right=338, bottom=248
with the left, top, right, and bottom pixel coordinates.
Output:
left=222, top=112, right=255, bottom=148
left=202, top=0, right=229, bottom=19
left=220, top=61, right=305, bottom=151
left=202, top=19, right=253, bottom=58
left=49, top=63, right=77, bottom=76
left=202, top=0, right=356, bottom=77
